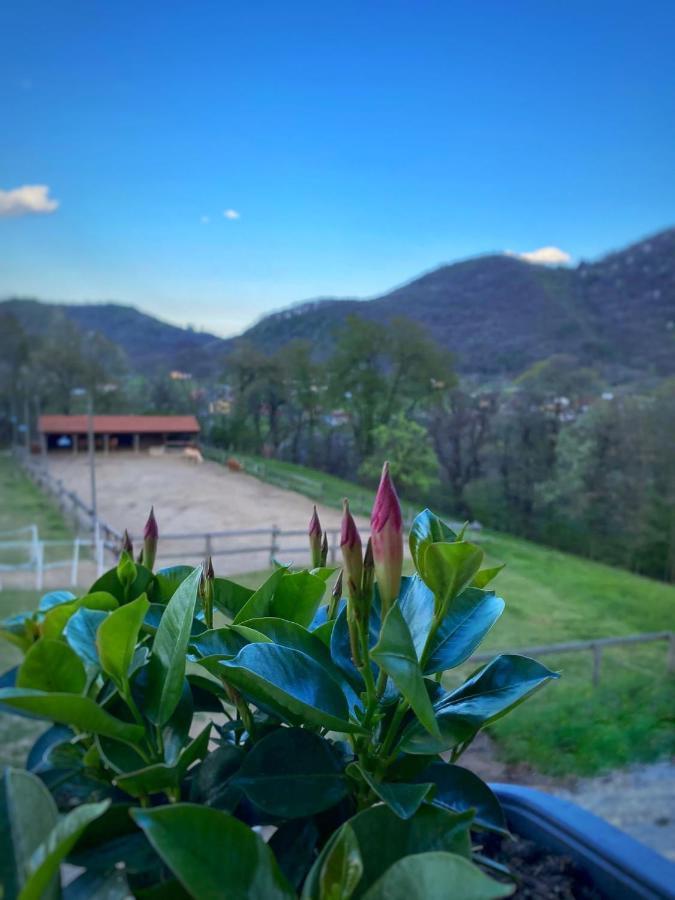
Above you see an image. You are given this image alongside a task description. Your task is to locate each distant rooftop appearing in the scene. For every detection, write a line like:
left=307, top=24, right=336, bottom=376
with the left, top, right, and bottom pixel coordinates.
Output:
left=38, top=414, right=200, bottom=435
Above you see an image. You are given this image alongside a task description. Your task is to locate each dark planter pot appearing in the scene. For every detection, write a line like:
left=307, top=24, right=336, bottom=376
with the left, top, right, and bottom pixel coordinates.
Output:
left=492, top=783, right=675, bottom=900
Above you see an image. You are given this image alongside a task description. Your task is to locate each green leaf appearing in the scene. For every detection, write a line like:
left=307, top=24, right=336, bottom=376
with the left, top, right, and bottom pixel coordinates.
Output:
left=97, top=593, right=150, bottom=693
left=423, top=589, right=504, bottom=675
left=409, top=510, right=457, bottom=574
left=188, top=626, right=247, bottom=660
left=0, top=688, right=145, bottom=743
left=42, top=592, right=118, bottom=640
left=233, top=617, right=349, bottom=688
left=202, top=643, right=359, bottom=733
left=401, top=654, right=560, bottom=753
left=422, top=542, right=484, bottom=609
left=17, top=639, right=87, bottom=694
left=417, top=762, right=507, bottom=833
left=153, top=566, right=196, bottom=602
left=232, top=567, right=288, bottom=624
left=61, top=867, right=132, bottom=899
left=114, top=723, right=211, bottom=798
left=0, top=768, right=60, bottom=900
left=88, top=565, right=153, bottom=605
left=211, top=577, right=254, bottom=619
left=303, top=804, right=473, bottom=899
left=271, top=571, right=327, bottom=627
left=356, top=766, right=434, bottom=819
left=361, top=852, right=514, bottom=900
left=64, top=608, right=107, bottom=669
left=145, top=566, right=202, bottom=726
left=0, top=612, right=36, bottom=653
left=233, top=727, right=348, bottom=818
left=38, top=590, right=76, bottom=612
left=472, top=565, right=505, bottom=589
left=19, top=800, right=110, bottom=900
left=319, top=824, right=363, bottom=900
left=131, top=804, right=294, bottom=899
left=397, top=576, right=436, bottom=659
left=371, top=603, right=439, bottom=737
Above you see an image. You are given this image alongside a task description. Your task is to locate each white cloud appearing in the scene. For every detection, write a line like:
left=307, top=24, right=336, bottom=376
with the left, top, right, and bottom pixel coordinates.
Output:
left=223, top=208, right=240, bottom=220
left=0, top=184, right=59, bottom=218
left=508, top=246, right=571, bottom=266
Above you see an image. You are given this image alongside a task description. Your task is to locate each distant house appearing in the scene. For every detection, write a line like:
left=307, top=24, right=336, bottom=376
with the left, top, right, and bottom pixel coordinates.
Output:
left=38, top=414, right=200, bottom=453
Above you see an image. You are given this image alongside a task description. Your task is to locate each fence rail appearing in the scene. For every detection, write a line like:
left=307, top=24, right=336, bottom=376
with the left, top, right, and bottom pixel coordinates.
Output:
left=471, top=631, right=675, bottom=685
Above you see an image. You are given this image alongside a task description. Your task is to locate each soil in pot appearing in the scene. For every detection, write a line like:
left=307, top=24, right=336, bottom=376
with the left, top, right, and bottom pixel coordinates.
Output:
left=481, top=833, right=602, bottom=899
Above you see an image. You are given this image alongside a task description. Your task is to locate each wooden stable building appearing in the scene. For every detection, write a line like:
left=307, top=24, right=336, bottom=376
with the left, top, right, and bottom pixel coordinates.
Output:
left=38, top=415, right=200, bottom=454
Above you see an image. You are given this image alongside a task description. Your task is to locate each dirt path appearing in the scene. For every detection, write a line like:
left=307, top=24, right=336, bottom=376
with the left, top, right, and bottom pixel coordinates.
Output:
left=48, top=454, right=369, bottom=574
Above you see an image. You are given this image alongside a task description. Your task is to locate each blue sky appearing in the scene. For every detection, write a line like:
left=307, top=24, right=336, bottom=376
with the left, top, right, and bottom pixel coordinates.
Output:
left=1, top=0, right=674, bottom=336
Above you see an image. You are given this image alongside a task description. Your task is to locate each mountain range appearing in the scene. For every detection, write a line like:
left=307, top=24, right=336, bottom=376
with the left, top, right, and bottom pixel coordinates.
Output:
left=3, top=227, right=674, bottom=381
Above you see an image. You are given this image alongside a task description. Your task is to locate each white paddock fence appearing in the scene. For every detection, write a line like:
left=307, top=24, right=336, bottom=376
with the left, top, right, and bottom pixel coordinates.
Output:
left=0, top=523, right=105, bottom=590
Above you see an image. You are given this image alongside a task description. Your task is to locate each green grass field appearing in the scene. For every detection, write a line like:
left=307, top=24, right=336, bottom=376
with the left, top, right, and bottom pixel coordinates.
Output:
left=1, top=453, right=673, bottom=776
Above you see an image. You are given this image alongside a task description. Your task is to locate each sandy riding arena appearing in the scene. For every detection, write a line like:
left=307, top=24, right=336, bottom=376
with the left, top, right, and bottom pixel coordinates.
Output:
left=48, top=455, right=366, bottom=574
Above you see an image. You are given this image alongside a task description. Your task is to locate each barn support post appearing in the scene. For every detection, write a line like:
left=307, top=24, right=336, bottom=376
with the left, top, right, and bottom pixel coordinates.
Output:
left=103, top=434, right=110, bottom=455
left=133, top=433, right=140, bottom=453
left=72, top=434, right=78, bottom=455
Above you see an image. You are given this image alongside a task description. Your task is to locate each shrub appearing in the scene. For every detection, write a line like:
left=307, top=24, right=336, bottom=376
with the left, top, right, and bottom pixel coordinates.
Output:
left=0, top=465, right=557, bottom=899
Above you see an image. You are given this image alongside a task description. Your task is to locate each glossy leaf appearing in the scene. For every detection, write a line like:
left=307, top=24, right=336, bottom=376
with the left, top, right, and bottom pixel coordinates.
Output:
left=0, top=768, right=59, bottom=900
left=188, top=626, right=247, bottom=660
left=62, top=867, right=132, bottom=899
left=397, top=576, right=436, bottom=659
left=422, top=541, right=484, bottom=608
left=19, top=800, right=110, bottom=900
left=357, top=766, right=434, bottom=820
left=0, top=612, right=36, bottom=652
left=145, top=566, right=202, bottom=726
left=97, top=593, right=149, bottom=692
left=303, top=804, right=473, bottom=899
left=233, top=727, right=348, bottom=818
left=408, top=509, right=457, bottom=574
left=114, top=724, right=211, bottom=798
left=0, top=688, right=145, bottom=743
left=203, top=643, right=359, bottom=732
left=131, top=804, right=294, bottom=899
left=64, top=608, right=107, bottom=669
left=423, top=589, right=504, bottom=675
left=88, top=565, right=153, bottom=605
left=361, top=852, right=514, bottom=900
left=271, top=571, right=327, bottom=627
left=232, top=566, right=288, bottom=624
left=41, top=592, right=118, bottom=640
left=417, top=763, right=507, bottom=833
left=319, top=823, right=363, bottom=900
left=17, top=639, right=86, bottom=694
left=401, top=655, right=559, bottom=753
left=371, top=603, right=439, bottom=737
left=38, top=590, right=76, bottom=612
left=472, top=565, right=505, bottom=589
left=153, top=566, right=195, bottom=602
left=212, top=577, right=254, bottom=619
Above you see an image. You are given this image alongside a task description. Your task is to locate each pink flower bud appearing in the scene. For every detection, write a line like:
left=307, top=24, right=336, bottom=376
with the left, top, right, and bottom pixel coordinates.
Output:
left=308, top=506, right=323, bottom=568
left=340, top=499, right=363, bottom=599
left=370, top=462, right=403, bottom=615
left=143, top=506, right=158, bottom=571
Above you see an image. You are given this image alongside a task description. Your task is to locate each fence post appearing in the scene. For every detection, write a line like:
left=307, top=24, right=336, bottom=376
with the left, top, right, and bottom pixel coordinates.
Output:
left=667, top=633, right=675, bottom=675
left=330, top=529, right=338, bottom=564
left=35, top=542, right=44, bottom=591
left=592, top=643, right=602, bottom=687
left=270, top=525, right=280, bottom=566
left=205, top=533, right=213, bottom=560
left=71, top=538, right=80, bottom=586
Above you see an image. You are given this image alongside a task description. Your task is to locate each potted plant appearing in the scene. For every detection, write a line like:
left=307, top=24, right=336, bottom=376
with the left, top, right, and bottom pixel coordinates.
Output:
left=2, top=461, right=652, bottom=899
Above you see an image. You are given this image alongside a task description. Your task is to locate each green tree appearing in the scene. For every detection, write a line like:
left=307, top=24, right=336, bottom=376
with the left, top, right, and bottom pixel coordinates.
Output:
left=359, top=413, right=439, bottom=499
